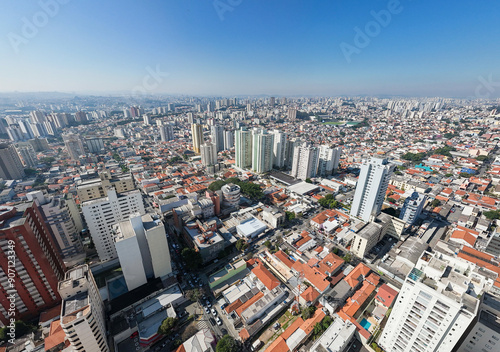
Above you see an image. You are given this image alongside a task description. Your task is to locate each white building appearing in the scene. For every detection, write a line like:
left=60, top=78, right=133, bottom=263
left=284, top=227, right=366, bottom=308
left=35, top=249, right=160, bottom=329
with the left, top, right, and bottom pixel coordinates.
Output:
left=379, top=252, right=479, bottom=352
left=350, top=157, right=394, bottom=222
left=235, top=127, right=252, bottom=169
left=399, top=190, right=427, bottom=225
left=221, top=183, right=241, bottom=209
left=291, top=143, right=319, bottom=180
left=59, top=265, right=109, bottom=352
left=81, top=189, right=145, bottom=262
left=200, top=142, right=217, bottom=166
left=318, top=145, right=341, bottom=176
left=159, top=123, right=174, bottom=142
left=456, top=293, right=500, bottom=352
left=114, top=214, right=172, bottom=291
left=223, top=130, right=234, bottom=150
left=310, top=316, right=356, bottom=352
left=272, top=130, right=287, bottom=169
left=211, top=125, right=224, bottom=152
left=16, top=143, right=37, bottom=167
left=252, top=129, right=274, bottom=173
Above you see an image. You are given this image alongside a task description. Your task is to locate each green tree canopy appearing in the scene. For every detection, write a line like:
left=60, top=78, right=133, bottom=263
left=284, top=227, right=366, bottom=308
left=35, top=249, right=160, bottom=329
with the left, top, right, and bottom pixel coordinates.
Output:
left=484, top=210, right=500, bottom=220
left=216, top=334, right=240, bottom=352
left=235, top=239, right=248, bottom=252
left=181, top=248, right=203, bottom=270
left=157, top=317, right=178, bottom=335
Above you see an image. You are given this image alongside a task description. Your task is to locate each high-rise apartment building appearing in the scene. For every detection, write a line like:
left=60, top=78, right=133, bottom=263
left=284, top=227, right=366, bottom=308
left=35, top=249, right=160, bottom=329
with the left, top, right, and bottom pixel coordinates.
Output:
left=252, top=130, right=274, bottom=173
left=456, top=293, right=500, bottom=352
left=85, top=137, right=105, bottom=154
left=200, top=142, right=217, bottom=167
left=114, top=214, right=172, bottom=291
left=399, top=191, right=427, bottom=225
left=76, top=171, right=135, bottom=202
left=291, top=143, right=319, bottom=180
left=81, top=188, right=145, bottom=262
left=0, top=202, right=66, bottom=325
left=224, top=130, right=234, bottom=150
left=235, top=127, right=252, bottom=169
left=29, top=110, right=46, bottom=124
left=379, top=252, right=479, bottom=352
left=285, top=138, right=302, bottom=169
left=191, top=123, right=203, bottom=153
left=63, top=133, right=85, bottom=160
left=288, top=108, right=297, bottom=120
left=211, top=125, right=224, bottom=152
left=159, top=124, right=174, bottom=142
left=0, top=143, right=25, bottom=180
left=27, top=191, right=84, bottom=262
left=16, top=143, right=37, bottom=168
left=271, top=130, right=287, bottom=169
left=317, top=145, right=341, bottom=176
left=350, top=157, right=394, bottom=222
left=59, top=265, right=109, bottom=352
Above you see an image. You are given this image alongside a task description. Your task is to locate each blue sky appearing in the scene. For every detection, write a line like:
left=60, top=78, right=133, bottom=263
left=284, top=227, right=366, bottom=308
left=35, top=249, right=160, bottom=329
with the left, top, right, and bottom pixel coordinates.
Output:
left=0, top=0, right=499, bottom=97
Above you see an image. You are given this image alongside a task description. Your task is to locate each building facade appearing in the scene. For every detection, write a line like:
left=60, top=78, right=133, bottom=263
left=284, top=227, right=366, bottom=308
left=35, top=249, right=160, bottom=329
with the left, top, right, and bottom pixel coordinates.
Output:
left=0, top=143, right=25, bottom=180
left=235, top=127, right=252, bottom=169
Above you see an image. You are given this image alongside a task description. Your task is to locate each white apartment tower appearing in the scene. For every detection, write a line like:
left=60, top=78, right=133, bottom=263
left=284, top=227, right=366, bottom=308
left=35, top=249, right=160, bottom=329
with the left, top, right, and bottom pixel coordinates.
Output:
left=159, top=124, right=174, bottom=142
left=211, top=125, right=224, bottom=152
left=350, top=157, right=394, bottom=222
left=252, top=130, right=274, bottom=173
left=235, top=127, right=252, bottom=169
left=224, top=130, right=234, bottom=150
left=317, top=145, right=341, bottom=176
left=200, top=142, right=217, bottom=166
left=59, top=265, right=109, bottom=352
left=291, top=143, right=319, bottom=180
left=399, top=191, right=427, bottom=225
left=81, top=189, right=145, bottom=262
left=272, top=130, right=287, bottom=169
left=114, top=214, right=172, bottom=291
left=16, top=143, right=37, bottom=167
left=380, top=253, right=479, bottom=352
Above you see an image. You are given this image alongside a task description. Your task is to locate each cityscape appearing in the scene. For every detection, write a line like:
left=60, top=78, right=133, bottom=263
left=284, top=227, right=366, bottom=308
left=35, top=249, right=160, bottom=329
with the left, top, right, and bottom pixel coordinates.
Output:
left=1, top=2, right=500, bottom=352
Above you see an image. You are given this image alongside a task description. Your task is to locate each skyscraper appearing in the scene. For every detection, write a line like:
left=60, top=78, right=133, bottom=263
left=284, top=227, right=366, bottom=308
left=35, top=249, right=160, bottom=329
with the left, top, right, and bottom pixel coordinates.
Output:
left=291, top=143, right=319, bottom=180
left=0, top=202, right=66, bottom=325
left=211, top=125, right=224, bottom=152
left=288, top=108, right=297, bottom=120
left=271, top=130, right=287, bottom=169
left=285, top=138, right=302, bottom=169
left=81, top=189, right=145, bottom=262
left=399, top=191, right=427, bottom=225
left=16, top=143, right=37, bottom=168
left=235, top=127, right=252, bottom=169
left=114, top=214, right=172, bottom=291
left=63, top=133, right=85, bottom=160
left=200, top=142, right=217, bottom=166
left=223, top=130, right=234, bottom=150
left=379, top=252, right=479, bottom=352
left=350, top=157, right=394, bottom=222
left=191, top=123, right=203, bottom=153
left=252, top=130, right=274, bottom=173
left=59, top=265, right=109, bottom=352
left=317, top=145, right=341, bottom=176
left=159, top=124, right=174, bottom=142
left=0, top=143, right=25, bottom=180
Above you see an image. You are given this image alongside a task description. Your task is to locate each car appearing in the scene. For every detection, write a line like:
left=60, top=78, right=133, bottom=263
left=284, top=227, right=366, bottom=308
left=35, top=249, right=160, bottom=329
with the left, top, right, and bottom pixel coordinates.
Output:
left=204, top=307, right=210, bottom=314
left=220, top=303, right=228, bottom=310
left=206, top=301, right=212, bottom=308
left=211, top=308, right=217, bottom=316
left=216, top=317, right=222, bottom=326
left=199, top=282, right=203, bottom=287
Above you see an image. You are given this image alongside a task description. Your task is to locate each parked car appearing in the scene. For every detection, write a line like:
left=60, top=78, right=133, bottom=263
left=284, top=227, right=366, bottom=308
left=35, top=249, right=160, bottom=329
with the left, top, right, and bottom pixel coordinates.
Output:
left=211, top=308, right=217, bottom=316
left=216, top=317, right=222, bottom=326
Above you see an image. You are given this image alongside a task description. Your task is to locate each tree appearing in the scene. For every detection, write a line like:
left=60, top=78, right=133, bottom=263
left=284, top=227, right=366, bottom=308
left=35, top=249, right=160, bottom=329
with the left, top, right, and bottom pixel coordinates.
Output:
left=318, top=194, right=339, bottom=209
left=459, top=172, right=472, bottom=178
left=216, top=334, right=240, bottom=352
left=444, top=173, right=453, bottom=178
left=208, top=180, right=226, bottom=191
left=430, top=199, right=441, bottom=208
left=402, top=152, right=425, bottom=162
left=387, top=197, right=397, bottom=204
left=264, top=240, right=272, bottom=249
left=158, top=317, right=178, bottom=335
left=342, top=254, right=352, bottom=263
left=305, top=178, right=313, bottom=184
left=24, top=168, right=38, bottom=177
left=285, top=211, right=296, bottom=222
left=476, top=155, right=488, bottom=161
left=181, top=248, right=203, bottom=270
left=235, top=239, right=248, bottom=252
left=0, top=320, right=34, bottom=341
left=185, top=288, right=201, bottom=302
left=301, top=306, right=317, bottom=320
left=484, top=210, right=500, bottom=220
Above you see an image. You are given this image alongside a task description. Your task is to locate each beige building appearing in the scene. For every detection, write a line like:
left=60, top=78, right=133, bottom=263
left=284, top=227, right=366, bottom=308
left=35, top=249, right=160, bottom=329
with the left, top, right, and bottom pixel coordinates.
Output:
left=77, top=171, right=135, bottom=202
left=0, top=143, right=25, bottom=180
left=191, top=123, right=203, bottom=153
left=59, top=265, right=109, bottom=352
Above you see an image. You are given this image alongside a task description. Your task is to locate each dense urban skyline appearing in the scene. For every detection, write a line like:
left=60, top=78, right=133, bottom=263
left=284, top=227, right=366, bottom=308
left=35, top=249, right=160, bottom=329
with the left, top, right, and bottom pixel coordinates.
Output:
left=1, top=0, right=500, bottom=97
